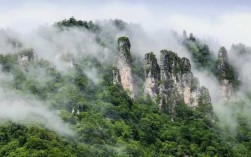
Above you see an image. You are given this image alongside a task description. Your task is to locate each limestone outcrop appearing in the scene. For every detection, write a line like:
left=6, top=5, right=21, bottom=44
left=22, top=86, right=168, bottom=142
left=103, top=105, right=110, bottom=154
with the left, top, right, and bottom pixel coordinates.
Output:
left=143, top=50, right=211, bottom=111
left=113, top=37, right=135, bottom=98
left=143, top=52, right=160, bottom=98
left=113, top=36, right=212, bottom=115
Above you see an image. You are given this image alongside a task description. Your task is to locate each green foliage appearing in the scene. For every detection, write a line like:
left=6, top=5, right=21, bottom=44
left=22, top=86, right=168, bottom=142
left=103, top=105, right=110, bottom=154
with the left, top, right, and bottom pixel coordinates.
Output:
left=0, top=123, right=78, bottom=157
left=19, top=49, right=35, bottom=59
left=117, top=36, right=129, bottom=43
left=214, top=59, right=240, bottom=89
left=183, top=32, right=240, bottom=89
left=56, top=17, right=98, bottom=31
left=184, top=40, right=214, bottom=70
left=216, top=96, right=251, bottom=157
left=0, top=54, right=18, bottom=72
left=161, top=50, right=191, bottom=75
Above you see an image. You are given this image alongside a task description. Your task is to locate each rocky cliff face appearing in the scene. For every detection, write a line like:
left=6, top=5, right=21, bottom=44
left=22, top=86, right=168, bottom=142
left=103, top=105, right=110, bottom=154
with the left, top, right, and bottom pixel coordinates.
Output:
left=113, top=36, right=212, bottom=115
left=143, top=50, right=211, bottom=111
left=113, top=37, right=135, bottom=98
left=18, top=49, right=37, bottom=65
left=216, top=47, right=233, bottom=100
left=143, top=52, right=160, bottom=98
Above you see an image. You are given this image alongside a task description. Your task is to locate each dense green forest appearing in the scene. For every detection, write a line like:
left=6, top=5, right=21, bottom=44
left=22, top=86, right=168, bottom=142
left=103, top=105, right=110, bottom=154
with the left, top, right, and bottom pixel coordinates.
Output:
left=0, top=18, right=250, bottom=157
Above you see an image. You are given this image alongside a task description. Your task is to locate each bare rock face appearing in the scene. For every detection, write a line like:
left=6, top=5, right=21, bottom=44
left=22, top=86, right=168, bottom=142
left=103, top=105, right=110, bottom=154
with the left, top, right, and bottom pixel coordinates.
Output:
left=159, top=50, right=203, bottom=108
left=216, top=47, right=234, bottom=100
left=18, top=49, right=36, bottom=65
left=143, top=50, right=211, bottom=112
left=143, top=52, right=160, bottom=98
left=113, top=37, right=135, bottom=98
left=112, top=36, right=212, bottom=114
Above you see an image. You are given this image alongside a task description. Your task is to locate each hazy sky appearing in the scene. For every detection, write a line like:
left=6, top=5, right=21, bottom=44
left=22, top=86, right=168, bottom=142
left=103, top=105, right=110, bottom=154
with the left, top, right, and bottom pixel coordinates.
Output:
left=1, top=0, right=251, bottom=47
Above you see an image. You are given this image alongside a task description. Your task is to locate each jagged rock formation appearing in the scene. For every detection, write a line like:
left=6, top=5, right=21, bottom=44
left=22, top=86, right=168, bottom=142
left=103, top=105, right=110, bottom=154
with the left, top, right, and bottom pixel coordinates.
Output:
left=143, top=50, right=212, bottom=111
left=18, top=49, right=36, bottom=65
left=112, top=36, right=212, bottom=114
left=216, top=47, right=233, bottom=100
left=143, top=52, right=160, bottom=98
left=113, top=37, right=135, bottom=98
left=159, top=50, right=203, bottom=108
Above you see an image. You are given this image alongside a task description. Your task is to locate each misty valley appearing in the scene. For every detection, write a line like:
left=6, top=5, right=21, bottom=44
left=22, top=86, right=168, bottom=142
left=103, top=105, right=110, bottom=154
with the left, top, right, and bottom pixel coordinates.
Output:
left=0, top=17, right=250, bottom=157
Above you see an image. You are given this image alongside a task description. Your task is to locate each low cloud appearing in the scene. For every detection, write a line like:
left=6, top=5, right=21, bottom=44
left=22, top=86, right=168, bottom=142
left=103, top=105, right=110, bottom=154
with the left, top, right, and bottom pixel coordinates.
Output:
left=0, top=88, right=75, bottom=137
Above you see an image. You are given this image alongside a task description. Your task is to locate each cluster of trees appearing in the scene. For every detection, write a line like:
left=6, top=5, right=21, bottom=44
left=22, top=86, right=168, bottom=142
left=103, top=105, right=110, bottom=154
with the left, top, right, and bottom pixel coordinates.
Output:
left=56, top=17, right=127, bottom=33
left=214, top=58, right=240, bottom=89
left=182, top=31, right=215, bottom=70
left=56, top=17, right=98, bottom=32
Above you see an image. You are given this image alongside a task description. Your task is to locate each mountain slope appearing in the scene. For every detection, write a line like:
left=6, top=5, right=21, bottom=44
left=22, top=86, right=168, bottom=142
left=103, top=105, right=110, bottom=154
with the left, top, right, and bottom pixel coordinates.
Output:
left=0, top=18, right=250, bottom=157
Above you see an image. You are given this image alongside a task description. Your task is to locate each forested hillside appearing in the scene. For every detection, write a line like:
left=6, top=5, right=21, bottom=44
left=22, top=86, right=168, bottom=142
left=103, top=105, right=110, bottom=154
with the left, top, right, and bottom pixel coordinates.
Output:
left=0, top=18, right=250, bottom=157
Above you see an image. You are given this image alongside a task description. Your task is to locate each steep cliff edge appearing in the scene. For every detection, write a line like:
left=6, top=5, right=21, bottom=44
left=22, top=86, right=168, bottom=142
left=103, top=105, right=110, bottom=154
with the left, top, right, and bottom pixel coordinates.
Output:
left=113, top=36, right=212, bottom=117
left=113, top=37, right=135, bottom=98
left=143, top=52, right=160, bottom=99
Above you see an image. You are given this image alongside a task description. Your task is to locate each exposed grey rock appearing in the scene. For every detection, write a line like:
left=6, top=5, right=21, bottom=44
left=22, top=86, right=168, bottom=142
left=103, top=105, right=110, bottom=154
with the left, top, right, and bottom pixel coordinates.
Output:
left=143, top=50, right=212, bottom=113
left=113, top=37, right=212, bottom=115
left=114, top=36, right=135, bottom=98
left=143, top=52, right=160, bottom=98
